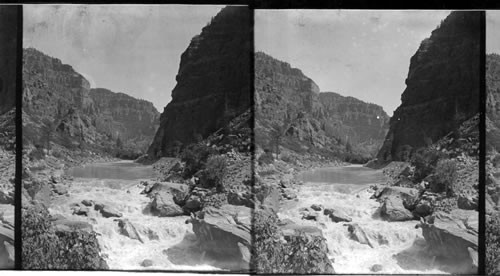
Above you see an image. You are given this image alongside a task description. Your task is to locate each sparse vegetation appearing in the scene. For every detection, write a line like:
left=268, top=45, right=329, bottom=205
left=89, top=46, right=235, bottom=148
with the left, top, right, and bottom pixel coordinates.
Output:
left=434, top=159, right=458, bottom=196
left=411, top=148, right=447, bottom=182
left=253, top=209, right=334, bottom=274
left=204, top=155, right=228, bottom=192
left=180, top=142, right=217, bottom=178
left=487, top=213, right=500, bottom=275
left=22, top=204, right=108, bottom=270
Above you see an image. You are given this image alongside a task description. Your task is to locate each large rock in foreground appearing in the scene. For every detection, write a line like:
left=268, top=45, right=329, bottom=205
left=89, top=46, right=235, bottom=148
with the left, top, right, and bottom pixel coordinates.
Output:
left=417, top=209, right=478, bottom=272
left=187, top=204, right=251, bottom=270
left=0, top=221, right=14, bottom=268
left=146, top=182, right=188, bottom=217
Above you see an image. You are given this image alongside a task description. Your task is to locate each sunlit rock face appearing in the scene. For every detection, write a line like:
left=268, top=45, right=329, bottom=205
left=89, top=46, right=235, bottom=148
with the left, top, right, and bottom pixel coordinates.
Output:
left=377, top=11, right=480, bottom=162
left=23, top=48, right=159, bottom=152
left=147, top=6, right=251, bottom=157
left=255, top=51, right=389, bottom=159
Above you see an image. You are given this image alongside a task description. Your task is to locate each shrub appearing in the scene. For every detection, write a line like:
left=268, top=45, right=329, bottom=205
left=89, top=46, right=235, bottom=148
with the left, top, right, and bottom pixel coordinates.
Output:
left=434, top=159, right=458, bottom=196
left=258, top=151, right=274, bottom=165
left=28, top=146, right=45, bottom=161
left=22, top=204, right=108, bottom=270
left=487, top=213, right=500, bottom=275
left=204, top=155, right=228, bottom=192
left=411, top=148, right=447, bottom=182
left=252, top=208, right=334, bottom=274
left=180, top=143, right=217, bottom=178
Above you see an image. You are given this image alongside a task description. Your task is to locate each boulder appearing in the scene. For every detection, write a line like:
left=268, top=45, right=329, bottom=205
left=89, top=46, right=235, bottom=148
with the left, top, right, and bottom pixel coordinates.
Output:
left=324, top=208, right=352, bottom=223
left=140, top=259, right=153, bottom=267
left=457, top=194, right=478, bottom=210
left=227, top=190, right=253, bottom=208
left=370, top=264, right=383, bottom=272
left=81, top=199, right=94, bottom=207
left=375, top=186, right=418, bottom=204
left=347, top=223, right=373, bottom=248
left=52, top=184, right=68, bottom=195
left=186, top=204, right=251, bottom=267
left=95, top=204, right=122, bottom=218
left=73, top=207, right=90, bottom=216
left=301, top=211, right=318, bottom=221
left=311, top=204, right=323, bottom=211
left=416, top=209, right=478, bottom=271
left=0, top=189, right=13, bottom=205
left=413, top=200, right=433, bottom=218
left=151, top=192, right=183, bottom=217
left=282, top=188, right=297, bottom=200
left=0, top=222, right=14, bottom=268
left=116, top=219, right=143, bottom=243
left=182, top=196, right=202, bottom=214
left=381, top=197, right=414, bottom=221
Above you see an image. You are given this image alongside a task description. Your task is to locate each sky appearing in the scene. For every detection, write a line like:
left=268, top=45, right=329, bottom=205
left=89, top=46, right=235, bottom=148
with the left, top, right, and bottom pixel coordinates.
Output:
left=488, top=10, right=500, bottom=54
left=24, top=5, right=225, bottom=112
left=255, top=10, right=451, bottom=116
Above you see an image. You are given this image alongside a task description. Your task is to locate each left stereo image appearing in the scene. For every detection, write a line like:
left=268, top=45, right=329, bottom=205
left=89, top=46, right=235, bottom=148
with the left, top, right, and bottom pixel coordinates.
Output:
left=0, top=5, right=17, bottom=269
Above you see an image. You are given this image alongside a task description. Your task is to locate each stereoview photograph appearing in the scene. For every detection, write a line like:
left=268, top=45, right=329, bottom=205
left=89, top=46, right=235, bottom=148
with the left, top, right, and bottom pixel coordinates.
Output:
left=253, top=10, right=479, bottom=274
left=21, top=5, right=251, bottom=271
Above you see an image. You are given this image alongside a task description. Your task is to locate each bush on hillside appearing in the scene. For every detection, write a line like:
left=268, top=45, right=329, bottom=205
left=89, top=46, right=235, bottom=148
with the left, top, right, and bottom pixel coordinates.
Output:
left=204, top=155, right=228, bottom=192
left=258, top=149, right=274, bottom=165
left=487, top=213, right=500, bottom=275
left=22, top=204, right=108, bottom=270
left=180, top=142, right=217, bottom=178
left=253, top=209, right=334, bottom=274
left=411, top=148, right=447, bottom=182
left=434, top=158, right=458, bottom=197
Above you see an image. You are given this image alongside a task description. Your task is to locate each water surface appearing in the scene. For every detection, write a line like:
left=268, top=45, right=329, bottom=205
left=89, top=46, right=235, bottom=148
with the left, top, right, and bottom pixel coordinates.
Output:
left=67, top=160, right=154, bottom=180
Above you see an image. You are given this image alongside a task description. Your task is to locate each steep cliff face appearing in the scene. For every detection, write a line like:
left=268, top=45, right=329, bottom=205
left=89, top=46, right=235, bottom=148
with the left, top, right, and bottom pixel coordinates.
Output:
left=89, top=88, right=159, bottom=145
left=377, top=11, right=480, bottom=162
left=255, top=52, right=389, bottom=160
left=147, top=6, right=251, bottom=157
left=487, top=54, right=500, bottom=152
left=23, top=48, right=160, bottom=154
left=0, top=7, right=17, bottom=116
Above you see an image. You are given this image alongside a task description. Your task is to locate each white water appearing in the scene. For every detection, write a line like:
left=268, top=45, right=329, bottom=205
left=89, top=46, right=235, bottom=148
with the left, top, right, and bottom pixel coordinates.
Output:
left=49, top=161, right=223, bottom=271
left=280, top=165, right=447, bottom=274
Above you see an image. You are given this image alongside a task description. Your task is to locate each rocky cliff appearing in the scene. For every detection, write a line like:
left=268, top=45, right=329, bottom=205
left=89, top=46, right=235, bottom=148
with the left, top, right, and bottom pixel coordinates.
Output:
left=255, top=52, right=389, bottom=160
left=377, top=11, right=480, bottom=162
left=147, top=6, right=251, bottom=158
left=23, top=48, right=160, bottom=156
left=487, top=53, right=500, bottom=152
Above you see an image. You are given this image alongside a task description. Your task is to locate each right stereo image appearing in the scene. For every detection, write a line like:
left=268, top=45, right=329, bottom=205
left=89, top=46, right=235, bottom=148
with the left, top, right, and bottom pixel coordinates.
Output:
left=487, top=10, right=500, bottom=276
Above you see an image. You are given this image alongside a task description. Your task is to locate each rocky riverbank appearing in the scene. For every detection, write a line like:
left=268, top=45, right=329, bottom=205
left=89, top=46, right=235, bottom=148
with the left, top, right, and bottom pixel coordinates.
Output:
left=253, top=140, right=478, bottom=274
left=0, top=148, right=14, bottom=268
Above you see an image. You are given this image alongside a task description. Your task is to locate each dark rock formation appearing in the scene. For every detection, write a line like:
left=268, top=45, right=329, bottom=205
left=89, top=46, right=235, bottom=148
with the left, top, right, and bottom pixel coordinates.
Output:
left=378, top=11, right=480, bottom=162
left=22, top=48, right=160, bottom=155
left=148, top=6, right=251, bottom=157
left=0, top=6, right=17, bottom=116
left=255, top=52, right=389, bottom=160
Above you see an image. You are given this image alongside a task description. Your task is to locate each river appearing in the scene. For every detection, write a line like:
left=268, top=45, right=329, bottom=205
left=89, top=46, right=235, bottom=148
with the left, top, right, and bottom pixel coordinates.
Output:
left=279, top=165, right=447, bottom=274
left=48, top=160, right=221, bottom=271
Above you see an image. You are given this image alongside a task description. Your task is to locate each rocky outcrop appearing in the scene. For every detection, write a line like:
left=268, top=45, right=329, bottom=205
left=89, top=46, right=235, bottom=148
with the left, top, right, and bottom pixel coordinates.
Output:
left=148, top=6, right=251, bottom=158
left=22, top=48, right=160, bottom=155
left=416, top=209, right=478, bottom=273
left=377, top=11, right=480, bottom=162
left=255, top=52, right=389, bottom=160
left=187, top=204, right=251, bottom=269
